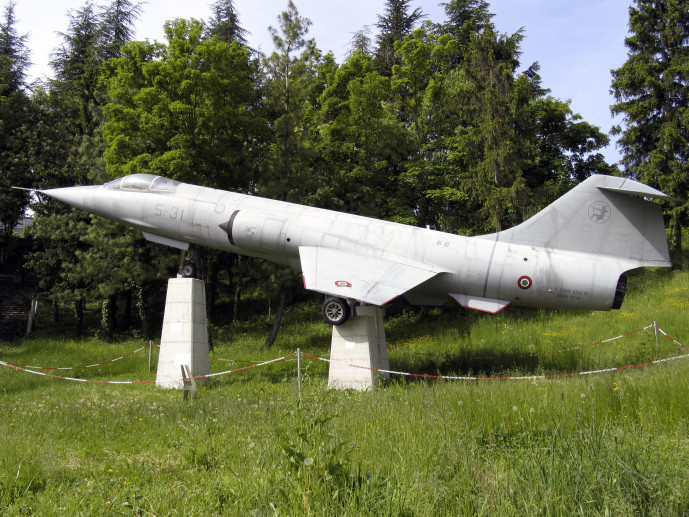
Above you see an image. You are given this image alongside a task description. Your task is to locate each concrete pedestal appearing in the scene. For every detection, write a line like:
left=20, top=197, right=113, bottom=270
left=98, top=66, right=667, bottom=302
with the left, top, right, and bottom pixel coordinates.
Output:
left=328, top=306, right=389, bottom=390
left=156, top=278, right=210, bottom=389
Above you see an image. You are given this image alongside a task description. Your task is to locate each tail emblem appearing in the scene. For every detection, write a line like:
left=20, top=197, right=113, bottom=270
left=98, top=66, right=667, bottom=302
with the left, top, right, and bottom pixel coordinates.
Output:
left=588, top=201, right=611, bottom=224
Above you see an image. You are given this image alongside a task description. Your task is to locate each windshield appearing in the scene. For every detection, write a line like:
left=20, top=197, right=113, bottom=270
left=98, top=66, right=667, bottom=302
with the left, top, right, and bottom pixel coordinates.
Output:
left=104, top=174, right=181, bottom=193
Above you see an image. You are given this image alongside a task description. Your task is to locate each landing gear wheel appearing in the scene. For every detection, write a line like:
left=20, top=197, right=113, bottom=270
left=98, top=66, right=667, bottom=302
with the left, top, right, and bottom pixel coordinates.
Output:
left=322, top=297, right=350, bottom=326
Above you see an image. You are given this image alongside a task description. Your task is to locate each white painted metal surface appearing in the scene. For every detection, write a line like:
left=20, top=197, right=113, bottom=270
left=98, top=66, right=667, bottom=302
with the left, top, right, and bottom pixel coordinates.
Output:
left=41, top=174, right=672, bottom=317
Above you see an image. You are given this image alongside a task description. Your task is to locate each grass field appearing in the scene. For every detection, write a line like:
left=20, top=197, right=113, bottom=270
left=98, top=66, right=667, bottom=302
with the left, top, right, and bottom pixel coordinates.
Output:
left=1, top=267, right=688, bottom=515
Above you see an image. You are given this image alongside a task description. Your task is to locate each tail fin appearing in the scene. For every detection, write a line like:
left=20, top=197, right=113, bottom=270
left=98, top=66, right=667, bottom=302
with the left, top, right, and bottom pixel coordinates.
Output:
left=494, top=175, right=671, bottom=267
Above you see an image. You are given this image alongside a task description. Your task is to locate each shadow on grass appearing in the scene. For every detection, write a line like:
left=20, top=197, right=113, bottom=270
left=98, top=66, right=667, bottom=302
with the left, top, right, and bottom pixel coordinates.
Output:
left=387, top=347, right=586, bottom=382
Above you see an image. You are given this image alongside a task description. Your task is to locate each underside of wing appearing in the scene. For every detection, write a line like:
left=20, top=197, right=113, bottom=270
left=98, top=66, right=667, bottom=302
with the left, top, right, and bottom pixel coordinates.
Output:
left=299, top=246, right=441, bottom=306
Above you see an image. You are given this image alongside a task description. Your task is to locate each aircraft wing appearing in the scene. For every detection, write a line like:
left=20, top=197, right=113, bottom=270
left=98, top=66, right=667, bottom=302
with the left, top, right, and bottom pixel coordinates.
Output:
left=299, top=246, right=441, bottom=306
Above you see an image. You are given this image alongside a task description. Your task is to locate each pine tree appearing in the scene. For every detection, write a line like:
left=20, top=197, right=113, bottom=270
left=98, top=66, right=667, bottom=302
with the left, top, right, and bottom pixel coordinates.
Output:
left=442, top=0, right=492, bottom=49
left=0, top=1, right=32, bottom=238
left=260, top=1, right=326, bottom=346
left=611, top=0, right=689, bottom=258
left=261, top=0, right=321, bottom=202
left=374, top=0, right=424, bottom=76
left=347, top=26, right=373, bottom=59
left=29, top=0, right=149, bottom=335
left=206, top=0, right=248, bottom=45
left=0, top=0, right=28, bottom=92
left=100, top=0, right=143, bottom=60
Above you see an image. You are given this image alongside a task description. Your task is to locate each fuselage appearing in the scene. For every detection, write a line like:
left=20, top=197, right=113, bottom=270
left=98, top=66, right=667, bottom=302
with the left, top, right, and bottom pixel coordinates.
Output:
left=60, top=175, right=636, bottom=313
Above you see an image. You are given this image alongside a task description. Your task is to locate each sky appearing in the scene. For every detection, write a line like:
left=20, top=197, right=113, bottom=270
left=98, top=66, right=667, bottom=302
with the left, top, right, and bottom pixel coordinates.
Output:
left=11, top=0, right=633, bottom=165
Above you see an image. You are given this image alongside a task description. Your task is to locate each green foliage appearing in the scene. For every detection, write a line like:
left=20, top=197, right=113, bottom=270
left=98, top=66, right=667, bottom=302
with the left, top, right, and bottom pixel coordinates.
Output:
left=0, top=2, right=32, bottom=237
left=206, top=0, right=248, bottom=45
left=102, top=18, right=265, bottom=191
left=261, top=0, right=323, bottom=203
left=315, top=51, right=415, bottom=221
left=374, top=0, right=424, bottom=76
left=611, top=0, right=689, bottom=256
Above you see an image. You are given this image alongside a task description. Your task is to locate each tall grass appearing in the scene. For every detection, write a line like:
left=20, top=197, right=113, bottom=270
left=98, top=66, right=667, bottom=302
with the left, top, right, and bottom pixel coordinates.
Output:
left=0, top=267, right=688, bottom=515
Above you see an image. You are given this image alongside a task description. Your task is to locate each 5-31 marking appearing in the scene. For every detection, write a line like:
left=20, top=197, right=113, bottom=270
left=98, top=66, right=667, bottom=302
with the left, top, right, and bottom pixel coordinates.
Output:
left=154, top=203, right=184, bottom=220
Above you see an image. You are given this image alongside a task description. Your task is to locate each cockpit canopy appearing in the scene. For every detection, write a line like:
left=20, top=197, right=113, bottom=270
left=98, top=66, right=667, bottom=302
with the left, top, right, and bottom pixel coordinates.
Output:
left=104, top=174, right=180, bottom=193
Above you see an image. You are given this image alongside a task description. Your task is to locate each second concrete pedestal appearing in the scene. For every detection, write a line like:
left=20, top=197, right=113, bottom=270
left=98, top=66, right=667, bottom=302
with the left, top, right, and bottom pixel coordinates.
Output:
left=328, top=305, right=389, bottom=390
left=156, top=278, right=210, bottom=389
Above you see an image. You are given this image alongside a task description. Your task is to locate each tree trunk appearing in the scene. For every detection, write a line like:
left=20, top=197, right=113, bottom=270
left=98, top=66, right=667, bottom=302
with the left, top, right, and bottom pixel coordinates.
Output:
left=671, top=212, right=684, bottom=268
left=99, top=295, right=116, bottom=341
left=137, top=286, right=151, bottom=339
left=73, top=298, right=85, bottom=338
left=124, top=290, right=132, bottom=330
left=263, top=284, right=287, bottom=349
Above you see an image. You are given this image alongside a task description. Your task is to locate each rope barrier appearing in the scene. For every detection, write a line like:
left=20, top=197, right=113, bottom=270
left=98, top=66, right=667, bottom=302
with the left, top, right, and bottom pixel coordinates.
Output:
left=5, top=343, right=153, bottom=371
left=183, top=354, right=296, bottom=381
left=553, top=324, right=653, bottom=354
left=0, top=360, right=155, bottom=384
left=301, top=350, right=689, bottom=381
left=301, top=323, right=689, bottom=381
left=0, top=322, right=685, bottom=385
left=391, top=324, right=656, bottom=360
left=657, top=327, right=689, bottom=350
left=0, top=353, right=295, bottom=385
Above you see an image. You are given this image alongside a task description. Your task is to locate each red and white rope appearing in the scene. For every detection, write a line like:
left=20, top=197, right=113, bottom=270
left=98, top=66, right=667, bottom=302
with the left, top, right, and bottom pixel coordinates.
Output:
left=0, top=323, right=685, bottom=385
left=302, top=323, right=689, bottom=381
left=5, top=344, right=152, bottom=371
left=0, top=353, right=295, bottom=384
left=183, top=354, right=296, bottom=381
left=0, top=360, right=155, bottom=384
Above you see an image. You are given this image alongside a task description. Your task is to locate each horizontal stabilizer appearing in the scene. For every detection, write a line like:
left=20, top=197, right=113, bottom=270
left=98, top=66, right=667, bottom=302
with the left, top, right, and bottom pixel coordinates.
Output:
left=142, top=231, right=189, bottom=250
left=450, top=293, right=511, bottom=314
left=299, top=246, right=440, bottom=306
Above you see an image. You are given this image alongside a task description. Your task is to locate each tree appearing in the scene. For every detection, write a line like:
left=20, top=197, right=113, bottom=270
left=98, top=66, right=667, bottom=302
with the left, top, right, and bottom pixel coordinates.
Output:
left=51, top=2, right=102, bottom=140
left=103, top=18, right=265, bottom=190
left=259, top=1, right=325, bottom=346
left=347, top=26, right=373, bottom=59
left=206, top=0, right=248, bottom=45
left=374, top=0, right=424, bottom=76
left=442, top=0, right=492, bottom=53
left=0, top=0, right=27, bottom=90
left=393, top=19, right=613, bottom=235
left=315, top=51, right=415, bottom=222
left=100, top=0, right=144, bottom=60
left=261, top=0, right=322, bottom=202
left=0, top=1, right=32, bottom=239
left=611, top=0, right=689, bottom=258
left=28, top=0, right=147, bottom=336
left=102, top=17, right=268, bottom=330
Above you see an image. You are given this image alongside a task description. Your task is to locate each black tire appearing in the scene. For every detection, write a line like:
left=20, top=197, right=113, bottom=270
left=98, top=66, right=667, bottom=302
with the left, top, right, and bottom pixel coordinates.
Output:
left=321, top=297, right=350, bottom=326
left=181, top=261, right=196, bottom=278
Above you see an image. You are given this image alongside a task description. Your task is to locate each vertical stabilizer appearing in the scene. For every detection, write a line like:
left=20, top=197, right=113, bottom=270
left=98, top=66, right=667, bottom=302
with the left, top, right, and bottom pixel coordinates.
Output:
left=491, top=175, right=671, bottom=267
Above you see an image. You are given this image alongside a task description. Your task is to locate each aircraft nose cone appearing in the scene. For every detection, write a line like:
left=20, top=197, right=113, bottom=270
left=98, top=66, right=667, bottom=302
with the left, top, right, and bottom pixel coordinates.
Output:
left=40, top=185, right=99, bottom=211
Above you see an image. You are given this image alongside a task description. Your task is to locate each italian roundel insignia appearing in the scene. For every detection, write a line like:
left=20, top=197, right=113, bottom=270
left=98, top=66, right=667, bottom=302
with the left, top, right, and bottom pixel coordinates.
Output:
left=518, top=276, right=533, bottom=290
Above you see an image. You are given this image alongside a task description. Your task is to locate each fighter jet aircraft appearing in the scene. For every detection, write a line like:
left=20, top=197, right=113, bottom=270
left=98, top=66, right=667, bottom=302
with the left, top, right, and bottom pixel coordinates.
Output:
left=35, top=174, right=671, bottom=325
